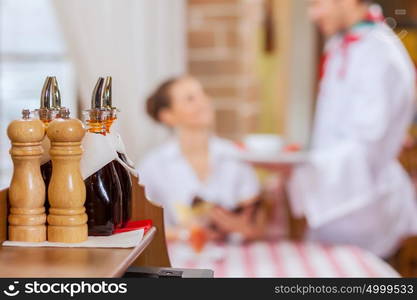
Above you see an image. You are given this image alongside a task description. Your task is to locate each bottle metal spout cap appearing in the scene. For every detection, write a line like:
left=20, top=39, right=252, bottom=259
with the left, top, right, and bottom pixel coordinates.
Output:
left=103, top=76, right=119, bottom=120
left=50, top=76, right=62, bottom=109
left=40, top=77, right=52, bottom=109
left=40, top=76, right=61, bottom=110
left=103, top=76, right=112, bottom=109
left=91, top=77, right=105, bottom=110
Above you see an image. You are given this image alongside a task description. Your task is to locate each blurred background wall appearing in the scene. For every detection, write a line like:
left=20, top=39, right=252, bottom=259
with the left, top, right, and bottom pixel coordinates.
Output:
left=0, top=0, right=186, bottom=187
left=53, top=0, right=186, bottom=164
left=0, top=0, right=77, bottom=187
left=1, top=0, right=417, bottom=188
left=187, top=0, right=263, bottom=140
left=186, top=0, right=316, bottom=144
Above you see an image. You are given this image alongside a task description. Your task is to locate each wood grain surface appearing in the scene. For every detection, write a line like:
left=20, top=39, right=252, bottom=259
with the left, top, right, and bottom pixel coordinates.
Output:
left=0, top=226, right=155, bottom=278
left=130, top=175, right=171, bottom=268
left=0, top=162, right=171, bottom=276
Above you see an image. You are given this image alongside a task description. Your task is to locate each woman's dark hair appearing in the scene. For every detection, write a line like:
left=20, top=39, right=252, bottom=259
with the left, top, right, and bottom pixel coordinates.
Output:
left=146, top=77, right=179, bottom=123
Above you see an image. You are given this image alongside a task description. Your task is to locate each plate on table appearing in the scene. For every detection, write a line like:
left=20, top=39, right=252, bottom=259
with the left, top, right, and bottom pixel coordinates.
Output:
left=237, top=150, right=309, bottom=165
left=238, top=134, right=308, bottom=165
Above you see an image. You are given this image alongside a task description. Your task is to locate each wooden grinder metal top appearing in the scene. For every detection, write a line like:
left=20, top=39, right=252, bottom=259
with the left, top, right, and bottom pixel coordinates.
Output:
left=7, top=109, right=46, bottom=242
left=47, top=108, right=88, bottom=243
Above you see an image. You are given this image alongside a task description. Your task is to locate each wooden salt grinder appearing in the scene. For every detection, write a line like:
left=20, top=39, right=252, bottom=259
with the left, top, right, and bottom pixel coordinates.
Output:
left=7, top=109, right=46, bottom=242
left=47, top=109, right=88, bottom=243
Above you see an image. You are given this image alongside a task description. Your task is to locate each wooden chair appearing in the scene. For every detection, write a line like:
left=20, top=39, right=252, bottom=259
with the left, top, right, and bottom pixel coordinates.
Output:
left=391, top=236, right=417, bottom=277
left=395, top=125, right=417, bottom=277
left=130, top=175, right=171, bottom=267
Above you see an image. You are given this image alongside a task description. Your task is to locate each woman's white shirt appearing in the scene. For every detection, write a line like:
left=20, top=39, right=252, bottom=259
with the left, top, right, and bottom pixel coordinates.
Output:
left=137, top=136, right=260, bottom=226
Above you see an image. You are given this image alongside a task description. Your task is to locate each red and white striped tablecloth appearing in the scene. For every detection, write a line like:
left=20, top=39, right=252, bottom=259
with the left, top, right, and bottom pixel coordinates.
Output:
left=168, top=241, right=399, bottom=278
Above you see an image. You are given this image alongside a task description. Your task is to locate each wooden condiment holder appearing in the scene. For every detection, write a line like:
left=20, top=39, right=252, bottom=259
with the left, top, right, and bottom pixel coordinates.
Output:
left=7, top=109, right=46, bottom=242
left=47, top=110, right=88, bottom=243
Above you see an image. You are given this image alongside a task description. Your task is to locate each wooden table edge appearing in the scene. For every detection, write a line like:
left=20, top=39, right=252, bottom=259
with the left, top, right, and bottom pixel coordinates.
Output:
left=110, top=226, right=157, bottom=277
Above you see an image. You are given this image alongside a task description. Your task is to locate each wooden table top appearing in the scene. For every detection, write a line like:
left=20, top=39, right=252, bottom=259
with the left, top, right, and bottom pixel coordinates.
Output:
left=0, top=227, right=156, bottom=278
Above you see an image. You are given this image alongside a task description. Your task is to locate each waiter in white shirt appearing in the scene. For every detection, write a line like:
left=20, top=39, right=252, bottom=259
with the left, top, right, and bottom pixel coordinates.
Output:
left=286, top=0, right=417, bottom=258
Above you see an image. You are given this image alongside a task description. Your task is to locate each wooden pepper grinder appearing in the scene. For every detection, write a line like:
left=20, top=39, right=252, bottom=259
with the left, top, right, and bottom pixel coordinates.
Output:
left=47, top=108, right=88, bottom=243
left=7, top=109, right=46, bottom=242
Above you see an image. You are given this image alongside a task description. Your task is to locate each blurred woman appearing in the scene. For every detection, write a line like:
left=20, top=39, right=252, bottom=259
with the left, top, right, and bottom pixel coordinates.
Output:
left=137, top=75, right=266, bottom=241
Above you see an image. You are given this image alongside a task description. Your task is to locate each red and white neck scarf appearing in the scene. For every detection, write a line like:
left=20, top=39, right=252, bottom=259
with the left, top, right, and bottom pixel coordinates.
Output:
left=319, top=4, right=384, bottom=80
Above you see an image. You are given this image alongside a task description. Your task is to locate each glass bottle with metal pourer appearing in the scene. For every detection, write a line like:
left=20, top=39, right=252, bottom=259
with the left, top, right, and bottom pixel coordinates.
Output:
left=102, top=76, right=132, bottom=227
left=84, top=77, right=123, bottom=236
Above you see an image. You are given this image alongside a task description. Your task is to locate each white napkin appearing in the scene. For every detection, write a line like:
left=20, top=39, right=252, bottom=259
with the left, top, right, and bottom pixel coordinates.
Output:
left=80, top=132, right=118, bottom=179
left=41, top=126, right=137, bottom=179
left=41, top=131, right=117, bottom=179
left=108, top=131, right=137, bottom=175
left=2, top=229, right=144, bottom=248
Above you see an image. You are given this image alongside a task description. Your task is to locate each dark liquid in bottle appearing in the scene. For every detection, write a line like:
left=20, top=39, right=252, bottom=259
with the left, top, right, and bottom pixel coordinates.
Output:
left=40, top=160, right=52, bottom=212
left=115, top=152, right=132, bottom=227
left=85, top=161, right=123, bottom=236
